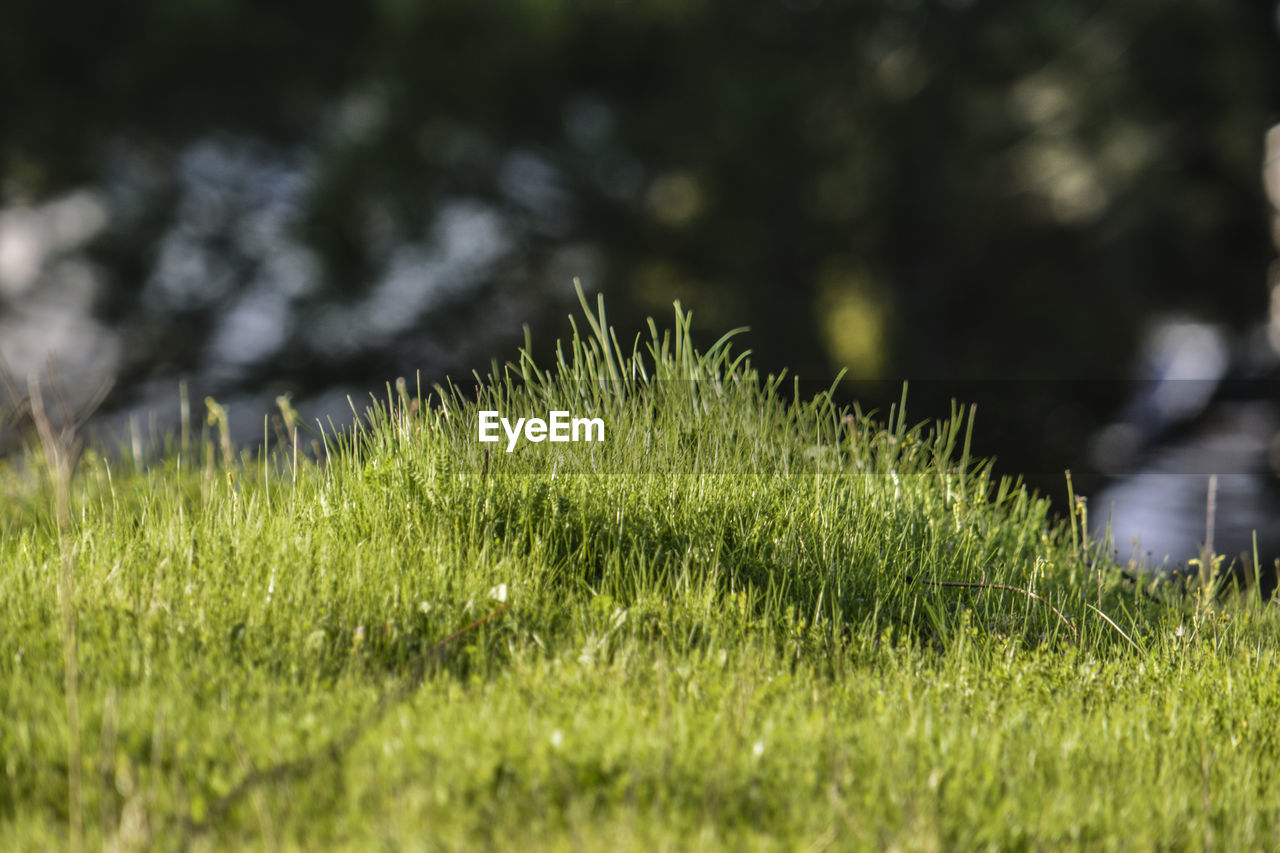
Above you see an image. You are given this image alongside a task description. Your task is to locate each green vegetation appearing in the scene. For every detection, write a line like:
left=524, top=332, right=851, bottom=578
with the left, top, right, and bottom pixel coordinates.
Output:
left=3, top=290, right=1279, bottom=850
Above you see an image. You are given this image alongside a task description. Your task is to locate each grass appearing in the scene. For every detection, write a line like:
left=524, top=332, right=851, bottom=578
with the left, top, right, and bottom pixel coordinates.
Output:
left=2, top=284, right=1279, bottom=850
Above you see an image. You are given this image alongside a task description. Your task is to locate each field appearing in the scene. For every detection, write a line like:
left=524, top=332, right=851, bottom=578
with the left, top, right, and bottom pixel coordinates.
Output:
left=3, top=290, right=1279, bottom=850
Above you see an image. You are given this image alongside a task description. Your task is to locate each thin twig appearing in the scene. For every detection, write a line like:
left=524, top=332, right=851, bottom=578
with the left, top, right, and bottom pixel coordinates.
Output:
left=905, top=574, right=1079, bottom=643
left=1084, top=602, right=1146, bottom=656
left=1201, top=474, right=1218, bottom=589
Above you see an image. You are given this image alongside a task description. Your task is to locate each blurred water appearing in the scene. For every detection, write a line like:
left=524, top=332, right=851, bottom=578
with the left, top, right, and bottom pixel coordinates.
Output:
left=1090, top=316, right=1280, bottom=579
left=1095, top=402, right=1280, bottom=572
left=1094, top=124, right=1280, bottom=578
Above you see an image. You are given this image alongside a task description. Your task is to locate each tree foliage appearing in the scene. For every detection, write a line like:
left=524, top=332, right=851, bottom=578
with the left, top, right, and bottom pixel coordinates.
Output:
left=2, top=0, right=1278, bottom=482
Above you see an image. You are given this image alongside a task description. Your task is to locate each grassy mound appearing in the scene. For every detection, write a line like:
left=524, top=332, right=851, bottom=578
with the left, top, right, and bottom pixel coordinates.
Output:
left=2, top=287, right=1279, bottom=849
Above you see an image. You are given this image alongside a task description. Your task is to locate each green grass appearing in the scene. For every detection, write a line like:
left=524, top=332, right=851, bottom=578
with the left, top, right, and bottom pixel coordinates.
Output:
left=3, top=286, right=1279, bottom=850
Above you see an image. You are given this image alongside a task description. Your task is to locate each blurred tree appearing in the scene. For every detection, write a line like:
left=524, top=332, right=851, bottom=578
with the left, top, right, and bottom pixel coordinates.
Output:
left=1, top=0, right=1278, bottom=493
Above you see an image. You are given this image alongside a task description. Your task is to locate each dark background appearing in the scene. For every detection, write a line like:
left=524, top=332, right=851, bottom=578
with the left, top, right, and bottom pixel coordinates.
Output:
left=2, top=0, right=1280, bottom=562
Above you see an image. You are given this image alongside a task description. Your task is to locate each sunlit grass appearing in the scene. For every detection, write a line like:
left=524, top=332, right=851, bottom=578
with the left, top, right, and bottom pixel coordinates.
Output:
left=2, top=285, right=1279, bottom=850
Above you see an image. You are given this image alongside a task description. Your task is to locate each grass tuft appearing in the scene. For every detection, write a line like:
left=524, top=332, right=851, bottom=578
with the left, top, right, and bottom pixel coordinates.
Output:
left=2, top=284, right=1279, bottom=849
